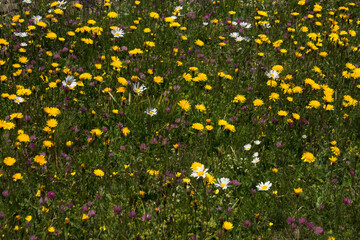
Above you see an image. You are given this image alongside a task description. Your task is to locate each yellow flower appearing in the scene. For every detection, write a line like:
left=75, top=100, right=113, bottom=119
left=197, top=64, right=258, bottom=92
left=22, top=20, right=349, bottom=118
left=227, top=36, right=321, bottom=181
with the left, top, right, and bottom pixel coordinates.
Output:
left=13, top=173, right=23, bottom=181
left=302, top=152, right=315, bottom=163
left=94, top=169, right=104, bottom=177
left=34, top=155, right=47, bottom=166
left=195, top=39, right=204, bottom=46
left=319, top=52, right=328, bottom=57
left=43, top=140, right=54, bottom=148
left=90, top=129, right=103, bottom=136
left=47, top=119, right=58, bottom=128
left=308, top=100, right=321, bottom=109
left=107, top=12, right=118, bottom=18
left=205, top=173, right=215, bottom=184
left=44, top=107, right=61, bottom=117
left=4, top=157, right=16, bottom=166
left=25, top=216, right=32, bottom=222
left=257, top=10, right=268, bottom=17
left=223, top=221, right=233, bottom=230
left=195, top=104, right=206, bottom=112
left=331, top=146, right=340, bottom=156
left=153, top=76, right=163, bottom=84
left=192, top=123, right=204, bottom=131
left=329, top=156, right=337, bottom=165
left=149, top=12, right=159, bottom=19
left=46, top=32, right=57, bottom=40
left=224, top=124, right=236, bottom=132
left=294, top=188, right=303, bottom=194
left=206, top=125, right=214, bottom=131
left=278, top=110, right=288, bottom=116
left=122, top=127, right=130, bottom=136
left=183, top=178, right=190, bottom=183
left=178, top=100, right=191, bottom=112
left=232, top=95, right=246, bottom=103
left=253, top=99, right=264, bottom=106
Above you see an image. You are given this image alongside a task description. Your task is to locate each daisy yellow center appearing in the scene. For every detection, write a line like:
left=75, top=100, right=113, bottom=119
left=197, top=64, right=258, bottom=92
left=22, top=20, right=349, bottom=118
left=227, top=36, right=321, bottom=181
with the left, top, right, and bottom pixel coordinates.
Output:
left=261, top=185, right=268, bottom=190
left=115, top=33, right=120, bottom=36
left=136, top=89, right=140, bottom=93
left=197, top=171, right=204, bottom=176
left=149, top=111, right=153, bottom=114
left=221, top=183, right=226, bottom=188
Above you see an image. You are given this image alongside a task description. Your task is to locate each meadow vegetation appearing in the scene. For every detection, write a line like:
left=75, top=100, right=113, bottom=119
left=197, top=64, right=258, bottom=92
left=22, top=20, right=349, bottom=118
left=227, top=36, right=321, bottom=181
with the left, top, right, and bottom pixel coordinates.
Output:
left=0, top=0, right=360, bottom=239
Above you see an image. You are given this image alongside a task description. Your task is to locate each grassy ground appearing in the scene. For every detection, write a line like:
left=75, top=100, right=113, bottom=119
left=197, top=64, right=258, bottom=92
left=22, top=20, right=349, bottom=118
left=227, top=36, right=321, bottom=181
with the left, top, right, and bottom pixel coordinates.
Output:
left=0, top=0, right=360, bottom=239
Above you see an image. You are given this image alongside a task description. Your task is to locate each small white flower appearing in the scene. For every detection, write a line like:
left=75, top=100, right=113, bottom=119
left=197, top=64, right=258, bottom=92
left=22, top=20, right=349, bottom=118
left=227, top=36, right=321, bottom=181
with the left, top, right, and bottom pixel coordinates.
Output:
left=252, top=157, right=260, bottom=165
left=302, top=135, right=307, bottom=139
left=170, top=15, right=177, bottom=20
left=174, top=6, right=183, bottom=11
left=190, top=165, right=208, bottom=179
left=14, top=97, right=24, bottom=104
left=262, top=23, right=271, bottom=28
left=62, top=75, right=77, bottom=88
left=132, top=83, right=147, bottom=95
left=203, top=22, right=209, bottom=26
left=254, top=140, right=261, bottom=145
left=14, top=32, right=28, bottom=38
left=20, top=42, right=28, bottom=47
left=239, top=22, right=252, bottom=29
left=266, top=70, right=279, bottom=79
left=256, top=181, right=272, bottom=191
left=145, top=107, right=157, bottom=117
left=229, top=32, right=239, bottom=38
left=32, top=15, right=42, bottom=24
left=23, top=0, right=31, bottom=3
left=111, top=28, right=125, bottom=38
left=253, top=152, right=259, bottom=157
left=231, top=21, right=238, bottom=26
left=244, top=144, right=251, bottom=151
left=215, top=178, right=231, bottom=189
left=57, top=0, right=67, bottom=9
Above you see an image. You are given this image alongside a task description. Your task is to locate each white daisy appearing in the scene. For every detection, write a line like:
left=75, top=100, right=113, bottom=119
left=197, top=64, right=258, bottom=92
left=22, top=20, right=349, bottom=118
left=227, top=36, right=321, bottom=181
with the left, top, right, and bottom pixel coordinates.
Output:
left=252, top=157, right=260, bottom=165
left=23, top=0, right=31, bottom=3
left=174, top=6, right=183, bottom=11
left=20, top=42, right=28, bottom=47
left=111, top=28, right=125, bottom=38
left=215, top=178, right=231, bottom=189
left=244, top=144, right=251, bottom=151
left=132, top=83, right=147, bottom=95
left=62, top=75, right=77, bottom=88
left=14, top=32, right=28, bottom=38
left=262, top=23, right=271, bottom=28
left=239, top=22, right=252, bottom=29
left=190, top=165, right=208, bottom=179
left=253, top=152, right=259, bottom=157
left=57, top=0, right=67, bottom=9
left=256, top=181, right=272, bottom=191
left=230, top=32, right=239, bottom=38
left=231, top=21, right=238, bottom=26
left=203, top=22, right=209, bottom=26
left=254, top=140, right=261, bottom=145
left=14, top=97, right=24, bottom=104
left=32, top=15, right=42, bottom=24
left=266, top=70, right=279, bottom=79
left=145, top=107, right=157, bottom=117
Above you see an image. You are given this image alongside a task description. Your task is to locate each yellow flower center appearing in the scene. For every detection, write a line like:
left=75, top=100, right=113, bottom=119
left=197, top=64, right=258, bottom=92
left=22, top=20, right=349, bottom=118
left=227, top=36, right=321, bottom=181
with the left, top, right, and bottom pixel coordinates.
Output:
left=221, top=183, right=226, bottom=188
left=261, top=185, right=268, bottom=190
left=197, top=171, right=204, bottom=176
